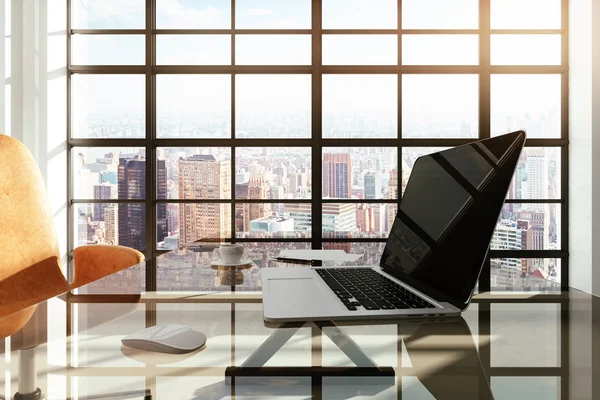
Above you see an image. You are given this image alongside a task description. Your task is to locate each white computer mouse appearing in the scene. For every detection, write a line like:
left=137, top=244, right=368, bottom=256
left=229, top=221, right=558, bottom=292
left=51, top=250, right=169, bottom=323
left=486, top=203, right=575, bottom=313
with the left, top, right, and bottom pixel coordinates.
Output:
left=121, top=324, right=207, bottom=354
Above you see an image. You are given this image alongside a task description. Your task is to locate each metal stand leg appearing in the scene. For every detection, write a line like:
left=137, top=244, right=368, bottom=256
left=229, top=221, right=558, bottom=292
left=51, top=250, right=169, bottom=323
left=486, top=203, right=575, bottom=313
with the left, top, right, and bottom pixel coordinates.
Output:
left=225, top=321, right=395, bottom=385
left=14, top=348, right=42, bottom=400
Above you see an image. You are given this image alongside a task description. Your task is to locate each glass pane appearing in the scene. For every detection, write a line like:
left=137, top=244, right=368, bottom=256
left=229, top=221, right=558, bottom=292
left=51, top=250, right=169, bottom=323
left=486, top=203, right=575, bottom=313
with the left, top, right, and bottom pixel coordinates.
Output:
left=491, top=0, right=561, bottom=29
left=322, top=203, right=391, bottom=239
left=236, top=35, right=311, bottom=65
left=402, top=74, right=478, bottom=138
left=157, top=147, right=231, bottom=200
left=74, top=203, right=146, bottom=250
left=491, top=74, right=561, bottom=138
left=323, top=75, right=397, bottom=139
left=245, top=242, right=312, bottom=268
left=158, top=203, right=232, bottom=250
left=402, top=0, right=478, bottom=29
left=73, top=147, right=145, bottom=199
left=71, top=35, right=145, bottom=65
left=71, top=74, right=145, bottom=139
left=322, top=35, right=397, bottom=65
left=507, top=147, right=561, bottom=200
left=491, top=35, right=561, bottom=65
left=322, top=147, right=398, bottom=199
left=236, top=75, right=311, bottom=138
left=402, top=35, right=478, bottom=65
left=157, top=75, right=231, bottom=139
left=156, top=35, right=231, bottom=65
left=323, top=242, right=387, bottom=266
left=235, top=147, right=312, bottom=199
left=72, top=0, right=145, bottom=29
left=74, top=262, right=145, bottom=294
left=401, top=147, right=448, bottom=195
left=156, top=0, right=231, bottom=29
left=491, top=258, right=561, bottom=292
left=491, top=304, right=561, bottom=367
left=323, top=0, right=397, bottom=29
left=492, top=377, right=560, bottom=400
left=236, top=203, right=312, bottom=239
left=236, top=0, right=311, bottom=29
left=493, top=203, right=561, bottom=250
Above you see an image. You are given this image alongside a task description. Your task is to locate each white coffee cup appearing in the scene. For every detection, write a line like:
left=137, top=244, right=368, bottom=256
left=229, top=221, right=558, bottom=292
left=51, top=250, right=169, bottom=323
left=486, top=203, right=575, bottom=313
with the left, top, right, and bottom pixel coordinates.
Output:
left=219, top=244, right=244, bottom=264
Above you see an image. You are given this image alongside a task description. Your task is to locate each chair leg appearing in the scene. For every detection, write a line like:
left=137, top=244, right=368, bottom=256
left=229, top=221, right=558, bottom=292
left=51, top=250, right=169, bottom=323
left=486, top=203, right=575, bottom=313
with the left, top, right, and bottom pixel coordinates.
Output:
left=14, top=347, right=42, bottom=400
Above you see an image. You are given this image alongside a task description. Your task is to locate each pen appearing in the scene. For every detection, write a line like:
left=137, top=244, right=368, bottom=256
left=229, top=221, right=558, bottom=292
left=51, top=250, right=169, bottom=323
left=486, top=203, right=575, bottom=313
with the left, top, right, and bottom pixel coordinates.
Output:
left=272, top=257, right=322, bottom=266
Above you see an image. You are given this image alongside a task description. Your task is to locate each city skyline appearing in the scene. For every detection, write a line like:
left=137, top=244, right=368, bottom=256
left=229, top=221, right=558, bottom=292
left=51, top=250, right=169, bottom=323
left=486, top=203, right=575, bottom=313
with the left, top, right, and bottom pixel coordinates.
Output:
left=73, top=134, right=561, bottom=286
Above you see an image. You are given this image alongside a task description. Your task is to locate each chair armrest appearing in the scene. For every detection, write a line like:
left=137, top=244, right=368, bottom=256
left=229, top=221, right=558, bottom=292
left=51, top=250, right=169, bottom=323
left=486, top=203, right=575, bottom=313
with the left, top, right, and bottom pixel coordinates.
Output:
left=71, top=245, right=145, bottom=289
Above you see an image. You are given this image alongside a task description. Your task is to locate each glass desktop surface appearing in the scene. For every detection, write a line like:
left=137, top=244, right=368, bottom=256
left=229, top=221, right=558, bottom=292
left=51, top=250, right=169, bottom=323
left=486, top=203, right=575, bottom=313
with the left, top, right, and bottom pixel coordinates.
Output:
left=1, top=245, right=570, bottom=400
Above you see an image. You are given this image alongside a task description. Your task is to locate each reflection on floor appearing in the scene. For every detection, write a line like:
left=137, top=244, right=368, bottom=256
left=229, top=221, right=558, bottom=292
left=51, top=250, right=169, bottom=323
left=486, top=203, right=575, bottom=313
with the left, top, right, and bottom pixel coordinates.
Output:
left=1, top=289, right=599, bottom=399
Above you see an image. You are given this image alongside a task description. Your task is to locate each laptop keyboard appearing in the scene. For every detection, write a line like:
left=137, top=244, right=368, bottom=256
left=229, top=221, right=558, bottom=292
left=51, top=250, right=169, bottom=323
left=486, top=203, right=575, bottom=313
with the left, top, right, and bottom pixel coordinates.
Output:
left=316, top=268, right=436, bottom=311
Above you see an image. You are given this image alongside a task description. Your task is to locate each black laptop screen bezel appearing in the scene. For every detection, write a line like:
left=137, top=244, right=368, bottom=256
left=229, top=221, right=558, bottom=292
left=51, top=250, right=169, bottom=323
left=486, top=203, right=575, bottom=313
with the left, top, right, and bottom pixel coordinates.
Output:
left=379, top=131, right=526, bottom=311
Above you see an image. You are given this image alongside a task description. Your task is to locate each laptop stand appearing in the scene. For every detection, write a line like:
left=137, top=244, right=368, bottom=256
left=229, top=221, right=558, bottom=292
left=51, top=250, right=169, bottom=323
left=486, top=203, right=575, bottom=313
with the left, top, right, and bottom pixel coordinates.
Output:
left=225, top=320, right=395, bottom=386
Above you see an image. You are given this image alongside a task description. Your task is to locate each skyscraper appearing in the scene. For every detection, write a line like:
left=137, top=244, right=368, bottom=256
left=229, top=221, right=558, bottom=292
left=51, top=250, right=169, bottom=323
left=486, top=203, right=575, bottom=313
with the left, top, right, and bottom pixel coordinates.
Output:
left=93, top=183, right=114, bottom=221
left=364, top=172, right=381, bottom=200
left=283, top=203, right=312, bottom=232
left=524, top=148, right=548, bottom=200
left=322, top=203, right=356, bottom=233
left=157, top=159, right=168, bottom=243
left=118, top=158, right=146, bottom=250
left=178, top=155, right=231, bottom=246
left=518, top=211, right=546, bottom=274
left=323, top=153, right=352, bottom=198
left=356, top=204, right=374, bottom=232
left=248, top=175, right=272, bottom=226
left=104, top=206, right=118, bottom=245
left=386, top=168, right=399, bottom=231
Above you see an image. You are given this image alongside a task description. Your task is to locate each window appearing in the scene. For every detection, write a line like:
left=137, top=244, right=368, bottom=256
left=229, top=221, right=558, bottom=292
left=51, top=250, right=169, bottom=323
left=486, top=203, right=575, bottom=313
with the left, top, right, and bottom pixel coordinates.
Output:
left=68, top=1, right=569, bottom=394
left=69, top=0, right=568, bottom=291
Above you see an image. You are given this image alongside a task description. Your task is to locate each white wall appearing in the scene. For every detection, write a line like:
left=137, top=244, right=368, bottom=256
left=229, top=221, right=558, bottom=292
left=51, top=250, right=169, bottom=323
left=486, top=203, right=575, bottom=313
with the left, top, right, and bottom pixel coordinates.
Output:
left=569, top=0, right=600, bottom=296
left=4, top=0, right=68, bottom=272
left=569, top=0, right=593, bottom=294
left=569, top=3, right=596, bottom=396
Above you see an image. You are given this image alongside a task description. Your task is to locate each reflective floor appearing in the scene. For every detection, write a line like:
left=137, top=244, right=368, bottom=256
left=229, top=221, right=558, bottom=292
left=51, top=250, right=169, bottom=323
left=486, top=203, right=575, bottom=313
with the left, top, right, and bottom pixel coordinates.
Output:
left=1, top=289, right=598, bottom=399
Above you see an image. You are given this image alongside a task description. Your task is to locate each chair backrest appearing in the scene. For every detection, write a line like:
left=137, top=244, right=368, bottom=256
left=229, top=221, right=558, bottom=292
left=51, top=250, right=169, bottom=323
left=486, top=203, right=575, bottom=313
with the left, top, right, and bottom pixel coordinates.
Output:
left=0, top=134, right=61, bottom=280
left=0, top=134, right=68, bottom=337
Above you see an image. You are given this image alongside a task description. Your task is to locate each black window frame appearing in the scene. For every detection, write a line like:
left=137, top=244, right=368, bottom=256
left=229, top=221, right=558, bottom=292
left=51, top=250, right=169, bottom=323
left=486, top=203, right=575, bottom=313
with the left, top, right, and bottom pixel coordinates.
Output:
left=66, top=0, right=569, bottom=293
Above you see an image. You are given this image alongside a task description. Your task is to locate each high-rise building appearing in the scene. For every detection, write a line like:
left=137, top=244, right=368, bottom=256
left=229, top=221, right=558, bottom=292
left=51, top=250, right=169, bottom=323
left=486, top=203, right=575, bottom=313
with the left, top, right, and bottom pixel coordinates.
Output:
left=490, top=223, right=522, bottom=272
left=93, top=183, right=114, bottom=221
left=386, top=168, right=399, bottom=231
left=356, top=204, right=374, bottom=232
left=364, top=172, right=381, bottom=200
left=157, top=160, right=168, bottom=243
left=235, top=182, right=250, bottom=233
left=104, top=206, right=118, bottom=245
left=518, top=211, right=546, bottom=273
left=323, top=153, right=352, bottom=198
left=524, top=148, right=548, bottom=200
left=178, top=155, right=231, bottom=246
left=283, top=203, right=312, bottom=232
left=248, top=176, right=272, bottom=226
left=118, top=158, right=146, bottom=250
left=323, top=203, right=356, bottom=234
left=370, top=204, right=386, bottom=233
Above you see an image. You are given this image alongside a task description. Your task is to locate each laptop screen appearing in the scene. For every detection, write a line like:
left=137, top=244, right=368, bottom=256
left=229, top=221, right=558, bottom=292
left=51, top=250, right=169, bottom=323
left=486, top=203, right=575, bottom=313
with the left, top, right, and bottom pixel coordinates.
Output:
left=380, top=131, right=526, bottom=310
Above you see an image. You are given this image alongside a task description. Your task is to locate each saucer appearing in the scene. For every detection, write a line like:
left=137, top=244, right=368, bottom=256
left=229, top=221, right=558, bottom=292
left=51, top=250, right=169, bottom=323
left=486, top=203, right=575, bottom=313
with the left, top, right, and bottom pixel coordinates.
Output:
left=210, top=259, right=253, bottom=268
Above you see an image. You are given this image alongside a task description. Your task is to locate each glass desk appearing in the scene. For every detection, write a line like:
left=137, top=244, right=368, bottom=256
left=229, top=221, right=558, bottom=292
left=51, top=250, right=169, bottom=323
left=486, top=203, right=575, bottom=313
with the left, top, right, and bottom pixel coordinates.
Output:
left=1, top=245, right=574, bottom=400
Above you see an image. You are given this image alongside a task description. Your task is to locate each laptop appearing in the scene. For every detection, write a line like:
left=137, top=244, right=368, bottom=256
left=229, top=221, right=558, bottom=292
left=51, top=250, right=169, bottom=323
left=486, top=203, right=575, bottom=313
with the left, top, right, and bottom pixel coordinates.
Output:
left=261, top=131, right=526, bottom=322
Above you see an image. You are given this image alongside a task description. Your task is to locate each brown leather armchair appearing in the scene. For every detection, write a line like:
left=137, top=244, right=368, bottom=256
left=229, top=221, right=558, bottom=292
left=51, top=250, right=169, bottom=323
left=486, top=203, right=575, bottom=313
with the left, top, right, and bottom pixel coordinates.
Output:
left=0, top=134, right=145, bottom=399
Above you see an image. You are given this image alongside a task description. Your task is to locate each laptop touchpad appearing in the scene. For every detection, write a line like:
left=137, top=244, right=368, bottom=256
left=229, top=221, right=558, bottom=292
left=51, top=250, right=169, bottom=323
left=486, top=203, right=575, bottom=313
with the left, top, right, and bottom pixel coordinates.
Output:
left=268, top=277, right=338, bottom=316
